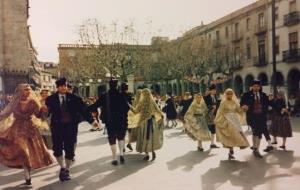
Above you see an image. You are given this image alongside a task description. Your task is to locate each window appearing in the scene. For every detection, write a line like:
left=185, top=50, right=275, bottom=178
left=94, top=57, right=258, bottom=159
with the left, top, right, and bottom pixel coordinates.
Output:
left=246, top=18, right=250, bottom=31
left=225, top=26, right=229, bottom=38
left=289, top=32, right=298, bottom=50
left=235, top=23, right=239, bottom=38
left=234, top=47, right=240, bottom=64
left=290, top=0, right=297, bottom=12
left=275, top=36, right=279, bottom=55
left=258, top=40, right=266, bottom=62
left=216, top=30, right=220, bottom=41
left=246, top=44, right=251, bottom=59
left=259, top=13, right=265, bottom=29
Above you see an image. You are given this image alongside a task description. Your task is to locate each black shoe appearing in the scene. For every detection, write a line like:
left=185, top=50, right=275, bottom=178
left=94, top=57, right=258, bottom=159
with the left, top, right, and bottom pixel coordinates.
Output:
left=263, top=146, right=274, bottom=152
left=120, top=156, right=125, bottom=164
left=250, top=146, right=255, bottom=150
left=271, top=141, right=278, bottom=145
left=59, top=168, right=66, bottom=182
left=151, top=152, right=156, bottom=162
left=279, top=145, right=286, bottom=150
left=253, top=150, right=263, bottom=158
left=111, top=160, right=118, bottom=166
left=127, top=144, right=133, bottom=151
left=210, top=144, right=220, bottom=149
left=228, top=153, right=235, bottom=160
left=197, top=147, right=204, bottom=152
left=64, top=170, right=71, bottom=181
left=143, top=155, right=150, bottom=161
left=24, top=178, right=31, bottom=186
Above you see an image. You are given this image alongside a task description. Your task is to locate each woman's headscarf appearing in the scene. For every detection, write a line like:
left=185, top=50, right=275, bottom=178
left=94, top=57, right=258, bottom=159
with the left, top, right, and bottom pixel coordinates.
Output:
left=128, top=88, right=163, bottom=128
left=0, top=84, right=45, bottom=132
left=215, top=88, right=246, bottom=125
left=184, top=93, right=207, bottom=119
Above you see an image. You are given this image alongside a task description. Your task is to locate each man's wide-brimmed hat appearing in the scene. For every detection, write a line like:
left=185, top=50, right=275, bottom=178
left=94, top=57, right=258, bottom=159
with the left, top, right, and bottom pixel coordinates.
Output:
left=55, top=77, right=67, bottom=87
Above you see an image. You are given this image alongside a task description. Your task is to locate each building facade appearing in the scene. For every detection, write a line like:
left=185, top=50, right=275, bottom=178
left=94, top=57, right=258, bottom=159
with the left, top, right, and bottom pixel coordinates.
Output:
left=166, top=0, right=300, bottom=96
left=0, top=0, right=37, bottom=93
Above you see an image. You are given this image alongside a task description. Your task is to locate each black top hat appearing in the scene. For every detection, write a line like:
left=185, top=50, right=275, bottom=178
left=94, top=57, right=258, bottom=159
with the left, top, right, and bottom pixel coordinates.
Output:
left=251, top=79, right=261, bottom=86
left=209, top=84, right=216, bottom=90
left=109, top=78, right=118, bottom=89
left=55, top=77, right=67, bottom=87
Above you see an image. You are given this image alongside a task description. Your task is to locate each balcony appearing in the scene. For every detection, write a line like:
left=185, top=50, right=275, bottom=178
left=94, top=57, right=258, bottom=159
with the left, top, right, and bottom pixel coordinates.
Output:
left=283, top=49, right=300, bottom=63
left=231, top=33, right=243, bottom=43
left=253, top=55, right=268, bottom=67
left=284, top=11, right=300, bottom=26
left=255, top=25, right=267, bottom=36
left=212, top=39, right=222, bottom=48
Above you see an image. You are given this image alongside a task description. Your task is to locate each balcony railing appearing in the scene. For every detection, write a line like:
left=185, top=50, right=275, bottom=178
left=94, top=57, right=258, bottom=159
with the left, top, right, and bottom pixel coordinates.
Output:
left=231, top=33, right=242, bottom=43
left=254, top=25, right=267, bottom=35
left=253, top=55, right=268, bottom=67
left=283, top=49, right=300, bottom=63
left=284, top=11, right=300, bottom=26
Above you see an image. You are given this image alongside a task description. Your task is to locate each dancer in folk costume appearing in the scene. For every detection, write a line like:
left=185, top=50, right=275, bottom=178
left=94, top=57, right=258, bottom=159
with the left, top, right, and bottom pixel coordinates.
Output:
left=39, top=88, right=53, bottom=150
left=204, top=84, right=220, bottom=149
left=163, top=93, right=178, bottom=128
left=240, top=80, right=273, bottom=158
left=269, top=91, right=293, bottom=150
left=46, top=78, right=89, bottom=181
left=214, top=89, right=249, bottom=160
left=184, top=93, right=211, bottom=151
left=127, top=89, right=143, bottom=147
left=128, top=89, right=164, bottom=161
left=89, top=78, right=129, bottom=166
left=0, top=84, right=53, bottom=185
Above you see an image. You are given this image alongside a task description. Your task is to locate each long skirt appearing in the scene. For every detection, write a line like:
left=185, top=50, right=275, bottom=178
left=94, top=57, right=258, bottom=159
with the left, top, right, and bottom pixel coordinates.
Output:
left=184, top=115, right=211, bottom=141
left=216, top=113, right=249, bottom=148
left=270, top=114, right=293, bottom=138
left=0, top=120, right=54, bottom=169
left=136, top=118, right=164, bottom=153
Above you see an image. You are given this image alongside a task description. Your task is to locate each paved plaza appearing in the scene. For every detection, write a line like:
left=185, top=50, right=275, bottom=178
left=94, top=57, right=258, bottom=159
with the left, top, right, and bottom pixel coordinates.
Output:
left=1, top=118, right=300, bottom=190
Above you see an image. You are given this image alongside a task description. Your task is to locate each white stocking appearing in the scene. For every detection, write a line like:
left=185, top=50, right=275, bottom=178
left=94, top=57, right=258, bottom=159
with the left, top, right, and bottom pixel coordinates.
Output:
left=56, top=156, right=65, bottom=168
left=198, top=141, right=203, bottom=148
left=23, top=167, right=30, bottom=180
left=110, top=145, right=117, bottom=160
left=65, top=159, right=73, bottom=170
left=118, top=140, right=125, bottom=156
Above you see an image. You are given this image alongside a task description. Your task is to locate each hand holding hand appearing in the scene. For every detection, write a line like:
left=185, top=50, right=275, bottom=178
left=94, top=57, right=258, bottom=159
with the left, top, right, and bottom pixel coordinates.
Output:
left=40, top=106, right=48, bottom=113
left=242, top=105, right=249, bottom=111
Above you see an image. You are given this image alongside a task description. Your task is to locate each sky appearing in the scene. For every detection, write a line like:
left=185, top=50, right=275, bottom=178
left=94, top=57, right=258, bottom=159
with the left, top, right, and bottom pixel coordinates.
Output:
left=28, top=0, right=257, bottom=63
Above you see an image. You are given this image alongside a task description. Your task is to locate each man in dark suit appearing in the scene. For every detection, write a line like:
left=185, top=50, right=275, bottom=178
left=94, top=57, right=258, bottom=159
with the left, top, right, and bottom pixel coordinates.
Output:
left=240, top=79, right=274, bottom=158
left=204, top=84, right=220, bottom=149
left=46, top=77, right=88, bottom=182
left=89, top=78, right=129, bottom=166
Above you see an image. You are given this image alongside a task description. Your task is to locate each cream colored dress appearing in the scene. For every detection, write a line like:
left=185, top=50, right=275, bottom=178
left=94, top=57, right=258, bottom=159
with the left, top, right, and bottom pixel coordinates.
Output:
left=184, top=101, right=211, bottom=141
left=214, top=100, right=249, bottom=148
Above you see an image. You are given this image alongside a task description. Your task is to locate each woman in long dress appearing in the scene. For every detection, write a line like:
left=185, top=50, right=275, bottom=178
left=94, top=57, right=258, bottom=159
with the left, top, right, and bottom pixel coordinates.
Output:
left=127, top=89, right=143, bottom=145
left=0, top=84, right=54, bottom=185
left=128, top=89, right=164, bottom=161
left=214, top=89, right=249, bottom=160
left=184, top=93, right=211, bottom=151
left=39, top=88, right=53, bottom=149
left=269, top=91, right=293, bottom=150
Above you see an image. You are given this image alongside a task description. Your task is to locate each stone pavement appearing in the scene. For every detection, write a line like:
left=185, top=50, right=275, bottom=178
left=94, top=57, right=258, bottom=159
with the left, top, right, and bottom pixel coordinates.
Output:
left=1, top=118, right=300, bottom=190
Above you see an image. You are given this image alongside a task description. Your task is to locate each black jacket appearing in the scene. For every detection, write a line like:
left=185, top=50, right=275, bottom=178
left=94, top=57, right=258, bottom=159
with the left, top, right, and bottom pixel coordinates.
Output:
left=240, top=91, right=270, bottom=116
left=46, top=92, right=88, bottom=128
left=204, top=95, right=220, bottom=115
left=89, top=89, right=129, bottom=126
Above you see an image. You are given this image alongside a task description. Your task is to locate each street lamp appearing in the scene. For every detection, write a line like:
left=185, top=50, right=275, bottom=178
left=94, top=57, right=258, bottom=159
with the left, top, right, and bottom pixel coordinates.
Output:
left=271, top=0, right=277, bottom=96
